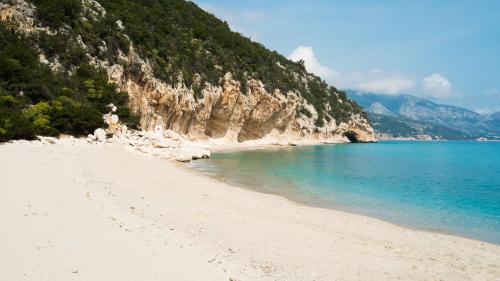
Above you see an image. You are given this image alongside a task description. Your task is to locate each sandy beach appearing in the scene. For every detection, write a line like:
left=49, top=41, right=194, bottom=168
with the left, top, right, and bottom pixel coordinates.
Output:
left=1, top=143, right=499, bottom=281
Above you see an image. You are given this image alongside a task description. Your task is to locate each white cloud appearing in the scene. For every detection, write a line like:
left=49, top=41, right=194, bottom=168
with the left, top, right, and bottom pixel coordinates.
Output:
left=485, top=88, right=500, bottom=99
left=288, top=46, right=414, bottom=95
left=422, top=73, right=453, bottom=99
left=287, top=46, right=338, bottom=79
left=356, top=77, right=415, bottom=95
left=474, top=107, right=500, bottom=115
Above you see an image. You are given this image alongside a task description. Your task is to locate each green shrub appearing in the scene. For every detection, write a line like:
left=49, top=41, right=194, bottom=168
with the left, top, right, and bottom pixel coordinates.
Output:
left=0, top=22, right=138, bottom=142
left=49, top=96, right=105, bottom=135
left=25, top=102, right=57, bottom=135
left=0, top=108, right=35, bottom=142
left=31, top=0, right=83, bottom=28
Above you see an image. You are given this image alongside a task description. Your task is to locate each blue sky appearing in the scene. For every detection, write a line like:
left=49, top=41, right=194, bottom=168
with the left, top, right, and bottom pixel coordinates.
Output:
left=193, top=0, right=500, bottom=114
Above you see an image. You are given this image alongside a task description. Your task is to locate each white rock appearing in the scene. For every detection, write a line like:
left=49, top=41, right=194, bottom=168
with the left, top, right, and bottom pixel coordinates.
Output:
left=153, top=140, right=178, bottom=149
left=39, top=54, right=49, bottom=65
left=164, top=130, right=181, bottom=141
left=93, top=128, right=107, bottom=142
left=116, top=20, right=124, bottom=31
left=107, top=103, right=117, bottom=113
left=110, top=114, right=119, bottom=124
left=37, top=136, right=60, bottom=145
left=153, top=125, right=164, bottom=140
left=137, top=146, right=152, bottom=154
left=189, top=148, right=210, bottom=160
left=120, top=125, right=128, bottom=135
left=103, top=113, right=119, bottom=126
left=174, top=152, right=192, bottom=162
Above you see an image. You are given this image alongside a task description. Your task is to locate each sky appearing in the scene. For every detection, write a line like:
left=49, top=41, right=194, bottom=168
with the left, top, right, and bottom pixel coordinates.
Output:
left=193, top=0, right=500, bottom=114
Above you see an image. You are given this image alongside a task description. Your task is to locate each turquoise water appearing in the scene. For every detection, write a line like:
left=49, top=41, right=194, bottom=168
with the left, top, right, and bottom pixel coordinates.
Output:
left=191, top=141, right=500, bottom=244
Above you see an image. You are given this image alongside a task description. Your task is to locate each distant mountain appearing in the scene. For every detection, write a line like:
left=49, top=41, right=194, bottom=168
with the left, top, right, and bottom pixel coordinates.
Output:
left=487, top=112, right=500, bottom=122
left=346, top=90, right=500, bottom=140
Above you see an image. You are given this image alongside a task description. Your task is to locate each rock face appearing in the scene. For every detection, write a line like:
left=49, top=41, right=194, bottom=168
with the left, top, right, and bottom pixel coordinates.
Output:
left=107, top=49, right=375, bottom=144
left=1, top=0, right=375, bottom=144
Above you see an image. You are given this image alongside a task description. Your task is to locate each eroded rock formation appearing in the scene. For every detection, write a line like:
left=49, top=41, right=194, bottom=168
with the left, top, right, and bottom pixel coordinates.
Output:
left=106, top=49, right=375, bottom=144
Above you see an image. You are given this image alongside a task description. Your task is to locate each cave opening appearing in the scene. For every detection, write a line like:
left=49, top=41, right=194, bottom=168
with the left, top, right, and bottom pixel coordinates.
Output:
left=344, top=131, right=359, bottom=143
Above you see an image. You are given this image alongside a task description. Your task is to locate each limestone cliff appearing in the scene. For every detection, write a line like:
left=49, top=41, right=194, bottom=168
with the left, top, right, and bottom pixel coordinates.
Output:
left=107, top=49, right=375, bottom=143
left=1, top=0, right=375, bottom=144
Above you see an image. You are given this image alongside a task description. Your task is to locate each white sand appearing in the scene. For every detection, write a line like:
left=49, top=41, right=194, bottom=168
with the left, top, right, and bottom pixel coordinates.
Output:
left=1, top=143, right=499, bottom=281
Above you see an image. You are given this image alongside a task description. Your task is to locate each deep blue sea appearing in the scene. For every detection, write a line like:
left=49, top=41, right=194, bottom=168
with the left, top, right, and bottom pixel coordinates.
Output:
left=191, top=141, right=500, bottom=244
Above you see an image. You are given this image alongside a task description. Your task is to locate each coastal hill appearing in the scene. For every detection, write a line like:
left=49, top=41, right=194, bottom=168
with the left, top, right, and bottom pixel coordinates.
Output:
left=0, top=0, right=374, bottom=143
left=347, top=90, right=500, bottom=140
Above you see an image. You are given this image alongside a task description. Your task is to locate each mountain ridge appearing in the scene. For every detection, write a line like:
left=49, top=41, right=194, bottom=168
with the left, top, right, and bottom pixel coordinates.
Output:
left=347, top=90, right=500, bottom=140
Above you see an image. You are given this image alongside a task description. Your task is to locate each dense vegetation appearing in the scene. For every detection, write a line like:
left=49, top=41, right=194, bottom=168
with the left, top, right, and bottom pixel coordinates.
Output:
left=0, top=21, right=137, bottom=142
left=95, top=0, right=367, bottom=126
left=1, top=0, right=369, bottom=142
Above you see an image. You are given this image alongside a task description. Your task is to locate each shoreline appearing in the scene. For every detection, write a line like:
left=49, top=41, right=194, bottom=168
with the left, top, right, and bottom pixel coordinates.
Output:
left=1, top=142, right=499, bottom=280
left=185, top=152, right=498, bottom=246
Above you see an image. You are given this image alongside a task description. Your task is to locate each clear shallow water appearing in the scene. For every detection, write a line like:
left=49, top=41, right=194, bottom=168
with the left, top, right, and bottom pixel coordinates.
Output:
left=191, top=141, right=500, bottom=244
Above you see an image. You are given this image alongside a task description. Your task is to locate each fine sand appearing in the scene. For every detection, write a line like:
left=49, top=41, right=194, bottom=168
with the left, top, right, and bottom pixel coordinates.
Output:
left=1, top=143, right=499, bottom=281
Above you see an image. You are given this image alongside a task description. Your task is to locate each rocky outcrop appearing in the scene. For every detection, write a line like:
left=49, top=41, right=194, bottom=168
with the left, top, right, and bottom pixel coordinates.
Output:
left=106, top=49, right=375, bottom=144
left=85, top=105, right=211, bottom=162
